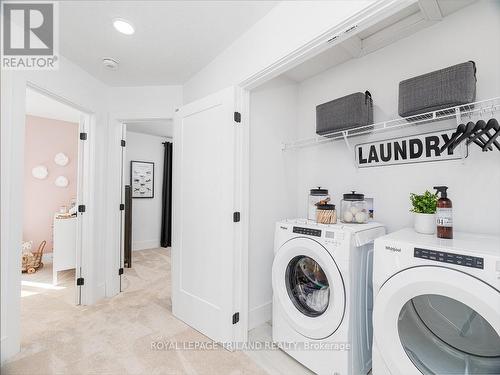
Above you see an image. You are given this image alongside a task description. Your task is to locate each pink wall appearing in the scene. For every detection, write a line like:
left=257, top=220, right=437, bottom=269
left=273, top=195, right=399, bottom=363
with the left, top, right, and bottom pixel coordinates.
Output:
left=23, top=115, right=79, bottom=252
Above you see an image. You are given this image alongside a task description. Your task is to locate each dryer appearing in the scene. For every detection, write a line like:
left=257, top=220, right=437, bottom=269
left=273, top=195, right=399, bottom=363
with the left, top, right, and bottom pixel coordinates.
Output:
left=372, top=228, right=500, bottom=375
left=272, top=219, right=385, bottom=375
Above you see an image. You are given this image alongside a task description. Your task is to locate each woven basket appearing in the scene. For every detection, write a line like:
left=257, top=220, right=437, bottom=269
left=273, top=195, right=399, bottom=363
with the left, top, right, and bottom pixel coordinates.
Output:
left=22, top=240, right=46, bottom=274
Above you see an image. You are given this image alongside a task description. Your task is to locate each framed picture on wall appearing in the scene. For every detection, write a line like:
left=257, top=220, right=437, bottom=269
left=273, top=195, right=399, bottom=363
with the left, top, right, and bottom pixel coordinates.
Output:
left=131, top=161, right=154, bottom=198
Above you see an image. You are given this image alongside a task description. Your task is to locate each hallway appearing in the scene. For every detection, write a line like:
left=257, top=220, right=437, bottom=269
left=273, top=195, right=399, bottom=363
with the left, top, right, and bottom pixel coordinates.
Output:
left=3, top=248, right=266, bottom=375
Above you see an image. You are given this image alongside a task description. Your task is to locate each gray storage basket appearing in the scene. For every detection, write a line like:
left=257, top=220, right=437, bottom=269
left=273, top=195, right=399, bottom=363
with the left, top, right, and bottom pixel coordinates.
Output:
left=398, top=61, right=476, bottom=118
left=316, top=91, right=373, bottom=136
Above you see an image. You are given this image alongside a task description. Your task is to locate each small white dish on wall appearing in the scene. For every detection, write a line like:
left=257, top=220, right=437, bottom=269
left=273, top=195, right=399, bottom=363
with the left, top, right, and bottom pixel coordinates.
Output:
left=32, top=165, right=49, bottom=180
left=54, top=152, right=69, bottom=166
left=54, top=176, right=69, bottom=188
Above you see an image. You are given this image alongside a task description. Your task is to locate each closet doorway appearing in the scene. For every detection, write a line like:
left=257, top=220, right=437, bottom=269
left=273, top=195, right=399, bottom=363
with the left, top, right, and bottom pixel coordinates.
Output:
left=117, top=119, right=173, bottom=292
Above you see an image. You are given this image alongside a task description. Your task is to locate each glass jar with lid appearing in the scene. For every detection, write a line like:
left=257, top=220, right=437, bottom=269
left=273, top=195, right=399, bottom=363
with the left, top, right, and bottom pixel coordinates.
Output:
left=316, top=204, right=337, bottom=224
left=340, top=191, right=368, bottom=224
left=308, top=187, right=330, bottom=221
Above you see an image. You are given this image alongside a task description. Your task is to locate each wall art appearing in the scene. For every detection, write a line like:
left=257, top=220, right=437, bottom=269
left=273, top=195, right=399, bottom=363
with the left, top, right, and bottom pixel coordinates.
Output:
left=54, top=175, right=69, bottom=188
left=54, top=152, right=69, bottom=166
left=32, top=165, right=49, bottom=179
left=131, top=161, right=154, bottom=198
left=355, top=129, right=467, bottom=168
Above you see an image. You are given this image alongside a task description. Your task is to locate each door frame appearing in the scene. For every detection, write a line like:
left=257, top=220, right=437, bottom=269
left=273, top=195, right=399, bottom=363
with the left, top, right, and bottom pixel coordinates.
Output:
left=237, top=0, right=422, bottom=334
left=0, top=79, right=96, bottom=361
left=106, top=117, right=173, bottom=297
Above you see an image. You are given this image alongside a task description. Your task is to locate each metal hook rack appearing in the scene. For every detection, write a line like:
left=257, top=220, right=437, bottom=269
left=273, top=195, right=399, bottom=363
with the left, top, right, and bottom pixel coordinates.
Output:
left=281, top=96, right=500, bottom=151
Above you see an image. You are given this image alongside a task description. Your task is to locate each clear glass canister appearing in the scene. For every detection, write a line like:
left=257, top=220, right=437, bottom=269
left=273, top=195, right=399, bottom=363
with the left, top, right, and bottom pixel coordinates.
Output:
left=316, top=204, right=337, bottom=224
left=308, top=187, right=330, bottom=221
left=340, top=191, right=368, bottom=224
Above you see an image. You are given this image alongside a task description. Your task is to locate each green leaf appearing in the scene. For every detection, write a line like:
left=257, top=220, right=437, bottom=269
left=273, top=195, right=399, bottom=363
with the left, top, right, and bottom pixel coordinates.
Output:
left=409, top=190, right=438, bottom=214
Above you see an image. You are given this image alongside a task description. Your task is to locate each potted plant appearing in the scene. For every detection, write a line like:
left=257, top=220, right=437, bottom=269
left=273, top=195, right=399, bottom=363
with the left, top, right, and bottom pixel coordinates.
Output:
left=410, top=191, right=437, bottom=234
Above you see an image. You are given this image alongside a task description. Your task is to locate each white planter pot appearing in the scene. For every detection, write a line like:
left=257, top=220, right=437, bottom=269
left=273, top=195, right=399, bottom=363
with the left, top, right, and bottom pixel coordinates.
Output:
left=414, top=213, right=436, bottom=235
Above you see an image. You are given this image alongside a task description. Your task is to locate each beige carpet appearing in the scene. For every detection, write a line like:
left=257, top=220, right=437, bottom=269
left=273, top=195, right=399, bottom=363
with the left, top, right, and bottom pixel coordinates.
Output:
left=2, top=248, right=268, bottom=375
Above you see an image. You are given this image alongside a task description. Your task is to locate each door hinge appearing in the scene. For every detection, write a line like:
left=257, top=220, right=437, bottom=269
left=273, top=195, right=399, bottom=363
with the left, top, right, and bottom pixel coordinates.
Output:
left=234, top=112, right=241, bottom=123
left=80, top=132, right=87, bottom=140
left=76, top=277, right=84, bottom=286
left=118, top=268, right=124, bottom=275
left=121, top=139, right=126, bottom=147
left=232, top=312, right=239, bottom=324
left=233, top=212, right=240, bottom=222
left=119, top=203, right=125, bottom=211
left=78, top=205, right=86, bottom=213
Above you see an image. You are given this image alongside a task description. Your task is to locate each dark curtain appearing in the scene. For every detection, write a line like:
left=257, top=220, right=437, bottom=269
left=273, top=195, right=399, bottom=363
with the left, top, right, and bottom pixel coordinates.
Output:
left=160, top=142, right=173, bottom=247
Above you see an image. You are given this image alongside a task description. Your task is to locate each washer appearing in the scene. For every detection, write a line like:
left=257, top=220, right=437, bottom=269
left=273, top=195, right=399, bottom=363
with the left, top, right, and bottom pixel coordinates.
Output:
left=272, top=219, right=385, bottom=375
left=372, top=228, right=500, bottom=375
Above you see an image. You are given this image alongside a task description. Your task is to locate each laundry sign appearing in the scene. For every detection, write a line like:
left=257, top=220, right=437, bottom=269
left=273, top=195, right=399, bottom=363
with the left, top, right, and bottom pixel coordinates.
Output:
left=355, top=129, right=467, bottom=168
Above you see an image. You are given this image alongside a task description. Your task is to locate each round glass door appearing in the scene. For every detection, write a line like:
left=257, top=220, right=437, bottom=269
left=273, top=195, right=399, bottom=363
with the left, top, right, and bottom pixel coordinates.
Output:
left=285, top=255, right=330, bottom=317
left=398, top=294, right=500, bottom=374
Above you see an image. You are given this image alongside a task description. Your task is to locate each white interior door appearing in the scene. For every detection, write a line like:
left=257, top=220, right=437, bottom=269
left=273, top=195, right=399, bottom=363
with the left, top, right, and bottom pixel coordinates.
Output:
left=172, top=87, right=243, bottom=344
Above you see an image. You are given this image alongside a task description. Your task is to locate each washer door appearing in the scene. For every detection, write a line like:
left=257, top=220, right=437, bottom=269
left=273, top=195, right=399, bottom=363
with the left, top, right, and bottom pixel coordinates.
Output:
left=272, top=237, right=345, bottom=339
left=373, top=266, right=500, bottom=375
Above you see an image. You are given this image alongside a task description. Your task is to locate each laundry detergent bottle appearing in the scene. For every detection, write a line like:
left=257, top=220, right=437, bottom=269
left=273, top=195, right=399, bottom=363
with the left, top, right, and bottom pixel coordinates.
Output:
left=434, top=186, right=453, bottom=239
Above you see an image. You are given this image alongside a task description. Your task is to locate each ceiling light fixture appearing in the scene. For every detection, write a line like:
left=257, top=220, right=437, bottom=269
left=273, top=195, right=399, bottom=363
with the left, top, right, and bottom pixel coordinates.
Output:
left=113, top=18, right=135, bottom=35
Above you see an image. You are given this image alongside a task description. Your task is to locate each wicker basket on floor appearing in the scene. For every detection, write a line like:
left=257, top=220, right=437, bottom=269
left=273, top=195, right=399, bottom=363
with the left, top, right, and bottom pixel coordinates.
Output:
left=22, top=240, right=46, bottom=274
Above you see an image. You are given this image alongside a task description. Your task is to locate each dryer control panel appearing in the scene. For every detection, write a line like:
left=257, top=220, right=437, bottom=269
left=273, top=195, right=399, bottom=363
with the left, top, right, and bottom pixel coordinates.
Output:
left=293, top=226, right=321, bottom=237
left=414, top=248, right=484, bottom=269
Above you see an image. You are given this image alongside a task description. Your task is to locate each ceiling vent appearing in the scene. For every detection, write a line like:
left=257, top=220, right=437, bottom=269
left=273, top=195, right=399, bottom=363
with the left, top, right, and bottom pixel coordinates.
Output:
left=102, top=58, right=119, bottom=70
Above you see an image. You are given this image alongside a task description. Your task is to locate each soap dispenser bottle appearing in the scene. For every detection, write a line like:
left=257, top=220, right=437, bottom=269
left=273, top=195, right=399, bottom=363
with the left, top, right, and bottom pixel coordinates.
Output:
left=434, top=186, right=453, bottom=239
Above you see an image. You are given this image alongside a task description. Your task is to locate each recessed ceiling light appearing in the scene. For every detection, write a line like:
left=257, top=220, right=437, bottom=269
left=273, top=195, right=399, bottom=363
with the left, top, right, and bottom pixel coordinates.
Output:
left=113, top=18, right=135, bottom=35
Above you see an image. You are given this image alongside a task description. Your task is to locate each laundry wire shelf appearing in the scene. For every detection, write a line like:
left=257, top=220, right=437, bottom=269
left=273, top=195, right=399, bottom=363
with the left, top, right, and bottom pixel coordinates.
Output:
left=281, top=96, right=500, bottom=151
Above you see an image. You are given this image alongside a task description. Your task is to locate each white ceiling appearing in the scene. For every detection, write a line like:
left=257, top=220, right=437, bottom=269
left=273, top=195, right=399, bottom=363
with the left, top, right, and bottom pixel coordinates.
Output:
left=126, top=120, right=173, bottom=138
left=59, top=1, right=278, bottom=86
left=26, top=88, right=81, bottom=123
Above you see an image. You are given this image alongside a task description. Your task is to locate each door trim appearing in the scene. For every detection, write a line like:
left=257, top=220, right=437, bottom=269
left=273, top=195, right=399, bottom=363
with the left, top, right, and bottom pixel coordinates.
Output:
left=373, top=266, right=500, bottom=375
left=1, top=78, right=96, bottom=362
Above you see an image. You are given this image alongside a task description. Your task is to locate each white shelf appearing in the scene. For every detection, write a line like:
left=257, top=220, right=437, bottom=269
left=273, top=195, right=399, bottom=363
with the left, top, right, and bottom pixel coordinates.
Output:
left=282, top=96, right=500, bottom=151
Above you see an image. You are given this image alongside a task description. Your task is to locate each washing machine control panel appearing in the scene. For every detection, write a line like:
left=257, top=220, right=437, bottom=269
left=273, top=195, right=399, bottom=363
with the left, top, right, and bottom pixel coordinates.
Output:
left=414, top=248, right=484, bottom=269
left=293, top=226, right=321, bottom=237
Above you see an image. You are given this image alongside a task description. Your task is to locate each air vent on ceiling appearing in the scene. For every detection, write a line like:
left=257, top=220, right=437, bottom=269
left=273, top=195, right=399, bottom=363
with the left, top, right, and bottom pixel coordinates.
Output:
left=102, top=58, right=119, bottom=70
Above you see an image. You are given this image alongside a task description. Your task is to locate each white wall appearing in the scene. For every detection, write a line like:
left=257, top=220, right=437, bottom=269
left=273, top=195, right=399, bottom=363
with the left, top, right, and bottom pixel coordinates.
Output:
left=183, top=1, right=373, bottom=103
left=108, top=85, right=183, bottom=119
left=125, top=131, right=168, bottom=250
left=295, top=0, right=500, bottom=235
left=248, top=76, right=298, bottom=329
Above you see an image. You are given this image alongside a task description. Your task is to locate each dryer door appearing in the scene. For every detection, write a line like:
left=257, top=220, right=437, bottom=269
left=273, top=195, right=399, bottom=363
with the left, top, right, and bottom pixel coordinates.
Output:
left=272, top=237, right=346, bottom=339
left=373, top=266, right=500, bottom=375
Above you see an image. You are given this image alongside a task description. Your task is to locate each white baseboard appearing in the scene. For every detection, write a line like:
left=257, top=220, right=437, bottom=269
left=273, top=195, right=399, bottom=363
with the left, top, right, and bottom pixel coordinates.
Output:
left=248, top=301, right=272, bottom=330
left=132, top=239, right=160, bottom=251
